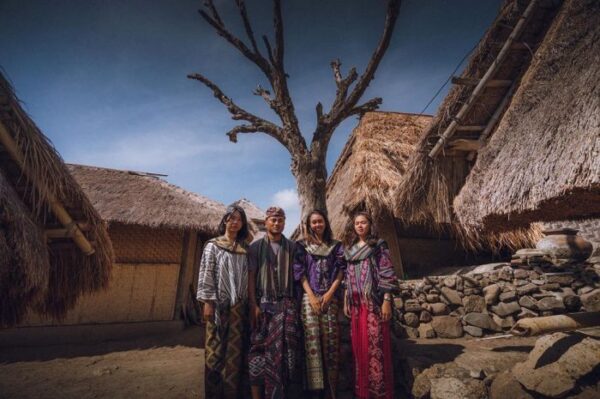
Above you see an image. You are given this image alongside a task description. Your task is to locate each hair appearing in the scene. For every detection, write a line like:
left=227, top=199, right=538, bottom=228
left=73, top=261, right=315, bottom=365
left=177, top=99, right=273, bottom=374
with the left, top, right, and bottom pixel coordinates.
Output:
left=303, top=209, right=334, bottom=245
left=218, top=205, right=250, bottom=243
left=343, top=211, right=379, bottom=247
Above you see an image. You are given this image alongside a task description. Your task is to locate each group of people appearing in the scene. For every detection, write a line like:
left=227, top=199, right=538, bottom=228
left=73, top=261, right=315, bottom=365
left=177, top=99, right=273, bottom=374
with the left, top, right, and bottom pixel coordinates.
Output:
left=197, top=204, right=398, bottom=399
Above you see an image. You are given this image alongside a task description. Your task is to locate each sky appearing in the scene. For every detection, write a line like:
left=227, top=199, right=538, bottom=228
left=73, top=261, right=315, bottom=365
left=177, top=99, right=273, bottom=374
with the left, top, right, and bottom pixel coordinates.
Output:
left=0, top=0, right=502, bottom=233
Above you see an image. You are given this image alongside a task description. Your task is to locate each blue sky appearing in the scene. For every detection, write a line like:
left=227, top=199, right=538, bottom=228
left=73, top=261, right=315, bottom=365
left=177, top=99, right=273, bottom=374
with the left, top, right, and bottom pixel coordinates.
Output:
left=0, top=0, right=501, bottom=232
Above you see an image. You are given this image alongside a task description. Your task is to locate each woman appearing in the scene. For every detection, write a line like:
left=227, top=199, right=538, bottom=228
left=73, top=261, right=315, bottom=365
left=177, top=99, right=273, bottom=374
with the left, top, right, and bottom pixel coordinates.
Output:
left=197, top=205, right=250, bottom=399
left=343, top=212, right=397, bottom=399
left=293, top=209, right=346, bottom=399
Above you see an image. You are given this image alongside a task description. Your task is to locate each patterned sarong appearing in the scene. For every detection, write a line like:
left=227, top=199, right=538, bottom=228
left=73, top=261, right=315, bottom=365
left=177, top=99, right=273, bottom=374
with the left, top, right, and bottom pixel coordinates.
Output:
left=205, top=302, right=245, bottom=399
left=351, top=303, right=394, bottom=399
left=248, top=297, right=299, bottom=399
left=301, top=294, right=340, bottom=397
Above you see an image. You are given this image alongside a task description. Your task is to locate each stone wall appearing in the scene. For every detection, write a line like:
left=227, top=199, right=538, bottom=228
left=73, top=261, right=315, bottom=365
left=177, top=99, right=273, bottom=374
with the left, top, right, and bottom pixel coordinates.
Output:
left=392, top=256, right=600, bottom=339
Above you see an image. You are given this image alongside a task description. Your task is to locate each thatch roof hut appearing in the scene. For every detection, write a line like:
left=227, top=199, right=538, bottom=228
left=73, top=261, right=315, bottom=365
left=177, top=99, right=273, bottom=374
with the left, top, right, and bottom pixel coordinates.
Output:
left=0, top=73, right=113, bottom=327
left=454, top=0, right=600, bottom=230
left=393, top=0, right=570, bottom=245
left=16, top=164, right=227, bottom=333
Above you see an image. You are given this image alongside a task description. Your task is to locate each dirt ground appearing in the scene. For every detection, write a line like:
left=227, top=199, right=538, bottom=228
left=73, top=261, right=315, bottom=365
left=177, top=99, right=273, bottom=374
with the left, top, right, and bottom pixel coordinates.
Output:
left=0, top=325, right=541, bottom=399
left=0, top=327, right=205, bottom=399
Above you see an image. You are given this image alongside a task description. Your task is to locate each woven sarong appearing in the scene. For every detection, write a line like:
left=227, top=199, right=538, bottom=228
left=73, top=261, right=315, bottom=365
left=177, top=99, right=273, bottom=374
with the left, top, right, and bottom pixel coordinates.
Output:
left=205, top=302, right=245, bottom=399
left=248, top=298, right=299, bottom=399
left=301, top=294, right=340, bottom=397
left=351, top=303, right=394, bottom=399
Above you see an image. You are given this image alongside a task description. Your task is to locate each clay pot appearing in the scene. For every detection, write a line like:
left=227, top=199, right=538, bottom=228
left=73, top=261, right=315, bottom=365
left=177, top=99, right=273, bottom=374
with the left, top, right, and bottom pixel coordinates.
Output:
left=536, top=228, right=593, bottom=261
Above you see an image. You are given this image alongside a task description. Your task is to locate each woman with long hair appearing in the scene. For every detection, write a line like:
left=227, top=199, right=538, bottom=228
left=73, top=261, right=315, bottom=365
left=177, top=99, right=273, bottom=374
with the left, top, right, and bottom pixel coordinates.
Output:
left=197, top=204, right=250, bottom=399
left=343, top=211, right=397, bottom=399
left=293, top=209, right=346, bottom=399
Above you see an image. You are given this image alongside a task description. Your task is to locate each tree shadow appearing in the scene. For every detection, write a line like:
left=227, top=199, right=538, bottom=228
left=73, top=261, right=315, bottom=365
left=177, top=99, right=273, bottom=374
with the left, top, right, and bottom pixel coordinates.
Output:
left=491, top=345, right=534, bottom=353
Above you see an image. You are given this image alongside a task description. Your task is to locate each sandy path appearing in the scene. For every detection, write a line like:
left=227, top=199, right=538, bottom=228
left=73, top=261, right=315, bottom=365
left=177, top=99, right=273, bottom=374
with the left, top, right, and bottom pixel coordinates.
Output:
left=0, top=327, right=204, bottom=399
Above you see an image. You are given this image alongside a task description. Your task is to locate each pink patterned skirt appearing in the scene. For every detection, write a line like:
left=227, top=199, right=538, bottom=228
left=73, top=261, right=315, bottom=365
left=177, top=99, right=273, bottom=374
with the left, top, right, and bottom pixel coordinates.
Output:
left=350, top=303, right=394, bottom=399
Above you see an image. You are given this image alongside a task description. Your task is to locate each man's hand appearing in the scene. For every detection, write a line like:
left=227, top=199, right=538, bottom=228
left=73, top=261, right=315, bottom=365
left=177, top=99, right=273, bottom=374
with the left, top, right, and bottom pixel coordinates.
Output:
left=250, top=304, right=261, bottom=329
left=203, top=302, right=215, bottom=323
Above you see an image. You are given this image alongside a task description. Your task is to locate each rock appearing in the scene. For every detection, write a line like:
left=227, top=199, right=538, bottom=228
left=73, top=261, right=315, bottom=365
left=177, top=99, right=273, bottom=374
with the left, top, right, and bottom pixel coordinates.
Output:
left=540, top=283, right=561, bottom=291
left=405, top=299, right=422, bottom=313
left=456, top=277, right=464, bottom=291
left=513, top=269, right=529, bottom=279
left=469, top=369, right=485, bottom=379
left=499, top=266, right=513, bottom=281
left=430, top=377, right=487, bottom=399
left=463, top=325, right=483, bottom=337
left=513, top=332, right=600, bottom=398
left=513, top=279, right=529, bottom=287
left=430, top=302, right=450, bottom=315
left=492, top=314, right=515, bottom=329
left=463, top=288, right=481, bottom=296
left=420, top=310, right=432, bottom=323
left=537, top=296, right=565, bottom=312
left=491, top=301, right=521, bottom=317
left=426, top=294, right=440, bottom=303
left=489, top=371, right=533, bottom=399
left=517, top=283, right=539, bottom=296
left=518, top=296, right=538, bottom=310
left=580, top=289, right=600, bottom=311
left=462, top=295, right=486, bottom=313
left=468, top=262, right=509, bottom=275
left=483, top=284, right=501, bottom=305
left=578, top=285, right=594, bottom=295
left=418, top=322, right=436, bottom=339
left=517, top=308, right=539, bottom=319
left=444, top=276, right=457, bottom=288
left=560, top=287, right=576, bottom=296
left=394, top=297, right=404, bottom=309
left=404, top=312, right=420, bottom=327
left=441, top=287, right=463, bottom=306
left=544, top=273, right=575, bottom=286
left=463, top=312, right=502, bottom=332
left=563, top=295, right=582, bottom=312
left=405, top=326, right=419, bottom=339
left=499, top=291, right=517, bottom=302
left=432, top=316, right=464, bottom=338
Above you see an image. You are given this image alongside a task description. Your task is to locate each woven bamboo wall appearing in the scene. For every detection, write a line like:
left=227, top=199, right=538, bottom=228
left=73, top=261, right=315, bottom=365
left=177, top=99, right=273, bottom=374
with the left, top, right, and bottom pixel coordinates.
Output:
left=109, top=223, right=183, bottom=263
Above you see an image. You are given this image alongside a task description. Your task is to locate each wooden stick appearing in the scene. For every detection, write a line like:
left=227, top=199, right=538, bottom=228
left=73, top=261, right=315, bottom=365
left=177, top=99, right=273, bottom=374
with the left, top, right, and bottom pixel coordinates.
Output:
left=478, top=79, right=519, bottom=143
left=451, top=77, right=512, bottom=88
left=428, top=0, right=539, bottom=158
left=0, top=121, right=95, bottom=255
left=455, top=125, right=486, bottom=132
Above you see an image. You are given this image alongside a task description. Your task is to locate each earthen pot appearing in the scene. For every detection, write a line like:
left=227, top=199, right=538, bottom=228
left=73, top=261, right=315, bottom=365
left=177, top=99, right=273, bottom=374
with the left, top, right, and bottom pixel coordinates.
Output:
left=536, top=228, right=593, bottom=261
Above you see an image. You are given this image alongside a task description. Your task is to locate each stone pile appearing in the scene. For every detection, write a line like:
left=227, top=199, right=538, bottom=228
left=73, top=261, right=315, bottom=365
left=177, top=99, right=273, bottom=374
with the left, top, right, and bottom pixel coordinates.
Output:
left=393, top=257, right=600, bottom=339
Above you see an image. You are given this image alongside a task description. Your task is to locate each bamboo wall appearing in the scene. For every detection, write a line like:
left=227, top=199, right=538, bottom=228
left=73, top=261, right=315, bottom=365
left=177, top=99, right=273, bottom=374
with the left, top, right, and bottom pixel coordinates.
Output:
left=21, top=224, right=198, bottom=326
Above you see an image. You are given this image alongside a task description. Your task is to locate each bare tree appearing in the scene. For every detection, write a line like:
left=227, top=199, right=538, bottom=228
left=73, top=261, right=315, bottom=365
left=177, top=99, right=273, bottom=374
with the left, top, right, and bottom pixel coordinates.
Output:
left=189, top=0, right=401, bottom=218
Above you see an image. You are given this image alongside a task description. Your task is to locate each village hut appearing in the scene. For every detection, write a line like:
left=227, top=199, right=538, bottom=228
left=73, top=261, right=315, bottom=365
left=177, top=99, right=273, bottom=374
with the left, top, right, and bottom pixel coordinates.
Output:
left=231, top=197, right=266, bottom=240
left=393, top=0, right=579, bottom=246
left=17, top=164, right=226, bottom=334
left=0, top=73, right=113, bottom=327
left=326, top=111, right=492, bottom=278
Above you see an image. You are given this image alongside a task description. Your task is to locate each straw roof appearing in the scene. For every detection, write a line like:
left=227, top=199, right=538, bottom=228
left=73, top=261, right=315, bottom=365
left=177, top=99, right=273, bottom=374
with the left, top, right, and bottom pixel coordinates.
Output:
left=392, top=0, right=562, bottom=248
left=68, top=164, right=226, bottom=234
left=232, top=198, right=265, bottom=222
left=326, top=111, right=432, bottom=239
left=454, top=0, right=600, bottom=230
left=0, top=73, right=114, bottom=326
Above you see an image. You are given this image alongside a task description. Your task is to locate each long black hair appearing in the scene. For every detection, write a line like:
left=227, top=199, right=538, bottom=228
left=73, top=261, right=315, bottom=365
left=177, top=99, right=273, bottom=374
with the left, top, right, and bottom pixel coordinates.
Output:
left=343, top=211, right=379, bottom=247
left=218, top=205, right=250, bottom=243
left=303, top=209, right=334, bottom=245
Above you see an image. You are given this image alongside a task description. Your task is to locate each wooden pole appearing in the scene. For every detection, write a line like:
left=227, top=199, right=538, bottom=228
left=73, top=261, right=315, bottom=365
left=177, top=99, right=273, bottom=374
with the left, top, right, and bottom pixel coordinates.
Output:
left=0, top=121, right=95, bottom=255
left=428, top=0, right=539, bottom=158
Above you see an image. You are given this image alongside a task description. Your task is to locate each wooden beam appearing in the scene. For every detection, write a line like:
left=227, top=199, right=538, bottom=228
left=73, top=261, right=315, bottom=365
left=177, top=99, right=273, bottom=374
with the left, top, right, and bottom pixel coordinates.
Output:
left=0, top=121, right=95, bottom=255
left=447, top=139, right=482, bottom=152
left=45, top=223, right=92, bottom=240
left=455, top=125, right=486, bottom=132
left=428, top=0, right=539, bottom=158
left=452, top=77, right=512, bottom=88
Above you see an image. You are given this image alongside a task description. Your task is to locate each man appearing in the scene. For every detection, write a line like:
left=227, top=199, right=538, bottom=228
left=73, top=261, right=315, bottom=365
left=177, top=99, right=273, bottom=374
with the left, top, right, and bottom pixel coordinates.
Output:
left=248, top=206, right=299, bottom=399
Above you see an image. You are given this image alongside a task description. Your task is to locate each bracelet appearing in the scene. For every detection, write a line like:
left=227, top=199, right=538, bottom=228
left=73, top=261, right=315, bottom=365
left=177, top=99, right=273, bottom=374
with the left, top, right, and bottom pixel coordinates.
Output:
left=383, top=295, right=392, bottom=302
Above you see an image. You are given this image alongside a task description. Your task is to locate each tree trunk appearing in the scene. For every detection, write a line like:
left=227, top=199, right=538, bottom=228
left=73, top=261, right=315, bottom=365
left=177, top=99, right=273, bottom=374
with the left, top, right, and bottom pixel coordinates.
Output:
left=293, top=155, right=328, bottom=223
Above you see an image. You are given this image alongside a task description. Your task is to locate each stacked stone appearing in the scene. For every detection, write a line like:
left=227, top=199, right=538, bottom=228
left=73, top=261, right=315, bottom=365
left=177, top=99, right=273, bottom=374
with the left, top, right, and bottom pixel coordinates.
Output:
left=393, top=257, right=600, bottom=339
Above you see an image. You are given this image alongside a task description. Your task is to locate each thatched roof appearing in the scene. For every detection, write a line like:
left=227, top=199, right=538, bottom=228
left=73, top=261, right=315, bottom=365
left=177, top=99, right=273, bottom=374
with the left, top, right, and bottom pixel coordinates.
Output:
left=454, top=0, right=600, bottom=230
left=392, top=0, right=562, bottom=247
left=326, top=111, right=432, bottom=239
left=68, top=164, right=226, bottom=234
left=232, top=198, right=265, bottom=222
left=0, top=73, right=114, bottom=326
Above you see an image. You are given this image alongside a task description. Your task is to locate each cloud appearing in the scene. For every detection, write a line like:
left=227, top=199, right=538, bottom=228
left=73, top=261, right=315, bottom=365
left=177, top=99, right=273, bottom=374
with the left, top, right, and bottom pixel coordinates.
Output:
left=271, top=188, right=300, bottom=236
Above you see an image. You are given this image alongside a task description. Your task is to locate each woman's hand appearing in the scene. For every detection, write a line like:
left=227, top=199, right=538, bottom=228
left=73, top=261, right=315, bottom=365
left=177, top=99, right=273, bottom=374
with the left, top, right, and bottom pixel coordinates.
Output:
left=343, top=294, right=351, bottom=318
left=308, top=293, right=322, bottom=315
left=203, top=302, right=215, bottom=323
left=381, top=300, right=392, bottom=322
left=320, top=291, right=333, bottom=312
left=250, top=304, right=261, bottom=329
